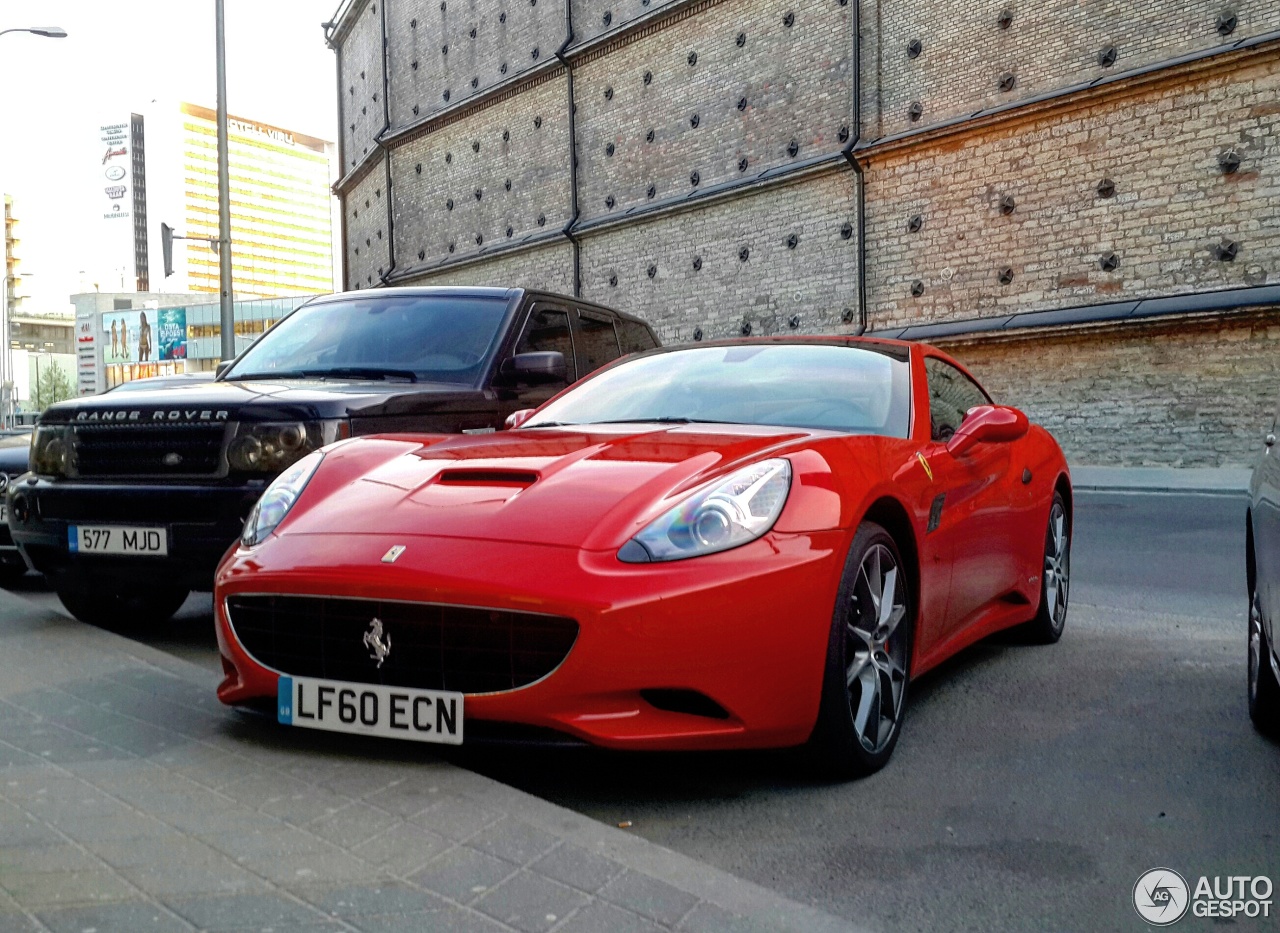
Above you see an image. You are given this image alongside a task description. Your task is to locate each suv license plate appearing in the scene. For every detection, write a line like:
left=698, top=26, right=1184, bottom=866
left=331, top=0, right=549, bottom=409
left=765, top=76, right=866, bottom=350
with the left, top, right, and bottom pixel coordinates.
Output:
left=69, top=525, right=169, bottom=556
left=278, top=676, right=464, bottom=745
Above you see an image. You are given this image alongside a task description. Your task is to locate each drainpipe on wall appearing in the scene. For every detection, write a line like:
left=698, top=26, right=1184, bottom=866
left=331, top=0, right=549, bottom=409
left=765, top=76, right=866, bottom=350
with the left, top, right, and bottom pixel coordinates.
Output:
left=326, top=25, right=350, bottom=291
left=378, top=0, right=396, bottom=285
left=556, top=15, right=581, bottom=297
left=841, top=0, right=868, bottom=335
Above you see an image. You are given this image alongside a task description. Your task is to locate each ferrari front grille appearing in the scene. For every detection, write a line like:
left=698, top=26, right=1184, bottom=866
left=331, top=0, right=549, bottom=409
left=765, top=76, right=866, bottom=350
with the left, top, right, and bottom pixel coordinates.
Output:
left=225, top=595, right=578, bottom=694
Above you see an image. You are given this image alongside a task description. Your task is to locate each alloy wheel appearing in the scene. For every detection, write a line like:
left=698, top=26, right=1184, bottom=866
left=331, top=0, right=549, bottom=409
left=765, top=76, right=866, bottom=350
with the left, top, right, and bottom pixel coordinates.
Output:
left=846, top=543, right=909, bottom=753
left=1250, top=591, right=1263, bottom=703
left=1044, top=501, right=1069, bottom=632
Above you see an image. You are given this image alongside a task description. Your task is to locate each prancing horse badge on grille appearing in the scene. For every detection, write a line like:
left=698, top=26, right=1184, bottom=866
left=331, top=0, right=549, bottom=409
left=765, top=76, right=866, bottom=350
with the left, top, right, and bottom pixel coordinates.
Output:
left=381, top=545, right=406, bottom=563
left=363, top=618, right=391, bottom=667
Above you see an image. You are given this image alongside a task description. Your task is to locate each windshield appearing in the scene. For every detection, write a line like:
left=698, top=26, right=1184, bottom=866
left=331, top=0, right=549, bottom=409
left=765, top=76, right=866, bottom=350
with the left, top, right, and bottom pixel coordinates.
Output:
left=223, top=295, right=509, bottom=386
left=525, top=344, right=912, bottom=437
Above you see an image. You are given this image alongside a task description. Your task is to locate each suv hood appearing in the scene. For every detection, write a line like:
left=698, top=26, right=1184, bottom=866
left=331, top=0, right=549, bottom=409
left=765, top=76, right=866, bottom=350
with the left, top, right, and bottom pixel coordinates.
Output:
left=40, top=379, right=487, bottom=425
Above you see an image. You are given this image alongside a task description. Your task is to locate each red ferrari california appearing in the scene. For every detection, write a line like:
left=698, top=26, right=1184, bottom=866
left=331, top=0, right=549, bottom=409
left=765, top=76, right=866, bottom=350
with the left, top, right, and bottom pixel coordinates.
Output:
left=215, top=338, right=1071, bottom=776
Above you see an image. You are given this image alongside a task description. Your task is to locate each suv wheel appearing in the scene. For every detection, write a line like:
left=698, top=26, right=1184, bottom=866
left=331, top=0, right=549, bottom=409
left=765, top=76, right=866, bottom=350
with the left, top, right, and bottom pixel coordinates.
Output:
left=55, top=578, right=189, bottom=629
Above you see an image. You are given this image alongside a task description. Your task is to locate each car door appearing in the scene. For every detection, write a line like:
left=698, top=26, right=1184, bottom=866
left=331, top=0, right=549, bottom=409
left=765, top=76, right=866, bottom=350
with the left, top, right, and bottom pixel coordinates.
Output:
left=917, top=356, right=1019, bottom=637
left=492, top=302, right=578, bottom=425
left=573, top=308, right=623, bottom=378
left=1253, top=398, right=1280, bottom=634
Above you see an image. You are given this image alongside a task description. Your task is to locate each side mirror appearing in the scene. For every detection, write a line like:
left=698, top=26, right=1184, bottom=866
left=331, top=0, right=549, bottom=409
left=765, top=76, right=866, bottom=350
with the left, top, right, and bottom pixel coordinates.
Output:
left=500, top=351, right=566, bottom=385
left=215, top=358, right=235, bottom=380
left=945, top=405, right=1029, bottom=457
left=505, top=409, right=536, bottom=430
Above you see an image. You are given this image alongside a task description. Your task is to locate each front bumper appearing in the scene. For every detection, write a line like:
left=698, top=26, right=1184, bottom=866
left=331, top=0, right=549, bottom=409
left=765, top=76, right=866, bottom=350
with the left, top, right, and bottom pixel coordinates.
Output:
left=215, top=530, right=848, bottom=750
left=9, top=476, right=266, bottom=591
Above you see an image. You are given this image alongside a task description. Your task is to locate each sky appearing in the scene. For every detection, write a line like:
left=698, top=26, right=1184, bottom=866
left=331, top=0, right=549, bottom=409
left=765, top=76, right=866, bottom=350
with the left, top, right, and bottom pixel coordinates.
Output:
left=0, top=0, right=343, bottom=314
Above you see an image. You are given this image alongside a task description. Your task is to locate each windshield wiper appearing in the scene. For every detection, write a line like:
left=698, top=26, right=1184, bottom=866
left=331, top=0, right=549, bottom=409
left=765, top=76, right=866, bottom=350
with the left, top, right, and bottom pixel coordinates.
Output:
left=230, top=367, right=418, bottom=383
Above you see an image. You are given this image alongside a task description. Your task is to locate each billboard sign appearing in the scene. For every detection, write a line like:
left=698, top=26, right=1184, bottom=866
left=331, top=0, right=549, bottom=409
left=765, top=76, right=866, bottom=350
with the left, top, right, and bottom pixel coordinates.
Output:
left=103, top=308, right=187, bottom=364
left=99, top=121, right=131, bottom=221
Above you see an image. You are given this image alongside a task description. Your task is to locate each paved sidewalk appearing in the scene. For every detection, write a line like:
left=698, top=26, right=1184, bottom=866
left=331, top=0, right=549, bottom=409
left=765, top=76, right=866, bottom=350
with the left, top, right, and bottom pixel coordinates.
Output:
left=1069, top=465, right=1250, bottom=496
left=0, top=592, right=861, bottom=933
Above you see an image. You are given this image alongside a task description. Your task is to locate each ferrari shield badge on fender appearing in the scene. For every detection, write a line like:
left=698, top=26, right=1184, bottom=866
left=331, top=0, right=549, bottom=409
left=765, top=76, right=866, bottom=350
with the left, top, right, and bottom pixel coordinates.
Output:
left=916, top=452, right=934, bottom=482
left=363, top=618, right=391, bottom=668
left=381, top=544, right=407, bottom=564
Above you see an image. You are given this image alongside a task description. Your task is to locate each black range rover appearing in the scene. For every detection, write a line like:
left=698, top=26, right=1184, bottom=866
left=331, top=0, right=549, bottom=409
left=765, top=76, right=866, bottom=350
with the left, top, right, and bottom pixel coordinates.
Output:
left=10, top=287, right=658, bottom=624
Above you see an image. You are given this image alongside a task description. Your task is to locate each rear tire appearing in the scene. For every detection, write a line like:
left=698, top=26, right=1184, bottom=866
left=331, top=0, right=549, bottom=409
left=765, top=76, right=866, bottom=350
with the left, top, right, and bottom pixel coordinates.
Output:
left=1019, top=491, right=1070, bottom=644
left=54, top=578, right=189, bottom=629
left=1249, top=589, right=1280, bottom=736
left=807, top=522, right=913, bottom=779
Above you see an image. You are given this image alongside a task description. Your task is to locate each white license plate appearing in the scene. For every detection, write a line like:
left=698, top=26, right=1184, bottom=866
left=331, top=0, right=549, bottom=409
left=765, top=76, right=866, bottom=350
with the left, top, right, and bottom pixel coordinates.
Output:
left=69, top=525, right=169, bottom=556
left=277, top=675, right=464, bottom=745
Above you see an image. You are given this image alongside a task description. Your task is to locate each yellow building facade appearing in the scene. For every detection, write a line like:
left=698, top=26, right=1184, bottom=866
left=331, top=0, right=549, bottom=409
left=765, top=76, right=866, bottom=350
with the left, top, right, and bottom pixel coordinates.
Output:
left=180, top=104, right=334, bottom=298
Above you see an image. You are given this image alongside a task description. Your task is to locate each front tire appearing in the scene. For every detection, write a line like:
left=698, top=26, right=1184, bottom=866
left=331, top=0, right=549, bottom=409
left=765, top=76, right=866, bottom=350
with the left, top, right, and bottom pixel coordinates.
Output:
left=1020, top=491, right=1070, bottom=644
left=808, top=522, right=913, bottom=779
left=1249, top=589, right=1280, bottom=735
left=54, top=578, right=189, bottom=629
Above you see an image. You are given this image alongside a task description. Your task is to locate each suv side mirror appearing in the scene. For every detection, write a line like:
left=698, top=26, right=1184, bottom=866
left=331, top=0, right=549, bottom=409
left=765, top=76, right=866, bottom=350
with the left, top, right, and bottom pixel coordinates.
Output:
left=215, top=358, right=235, bottom=380
left=946, top=405, right=1029, bottom=457
left=505, top=409, right=537, bottom=430
left=500, top=351, right=566, bottom=385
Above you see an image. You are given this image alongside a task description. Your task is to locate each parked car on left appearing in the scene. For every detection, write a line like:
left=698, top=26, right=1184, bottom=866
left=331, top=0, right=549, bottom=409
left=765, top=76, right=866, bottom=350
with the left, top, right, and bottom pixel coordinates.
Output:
left=0, top=432, right=32, bottom=586
left=7, top=287, right=659, bottom=626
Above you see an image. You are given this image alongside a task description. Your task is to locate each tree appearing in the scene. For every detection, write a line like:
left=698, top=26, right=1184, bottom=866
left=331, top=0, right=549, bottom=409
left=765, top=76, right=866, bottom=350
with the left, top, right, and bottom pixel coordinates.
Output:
left=32, top=358, right=76, bottom=411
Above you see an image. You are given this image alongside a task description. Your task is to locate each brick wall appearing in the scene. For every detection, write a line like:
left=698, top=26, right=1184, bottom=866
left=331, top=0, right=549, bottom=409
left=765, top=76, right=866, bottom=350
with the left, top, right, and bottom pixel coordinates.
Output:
left=389, top=72, right=573, bottom=274
left=344, top=165, right=394, bottom=288
left=865, top=53, right=1280, bottom=329
left=385, top=0, right=568, bottom=130
left=337, top=1, right=387, bottom=174
left=580, top=169, right=860, bottom=342
left=569, top=0, right=680, bottom=48
left=573, top=0, right=853, bottom=222
left=397, top=240, right=575, bottom=292
left=860, top=0, right=1280, bottom=142
left=942, top=310, right=1280, bottom=467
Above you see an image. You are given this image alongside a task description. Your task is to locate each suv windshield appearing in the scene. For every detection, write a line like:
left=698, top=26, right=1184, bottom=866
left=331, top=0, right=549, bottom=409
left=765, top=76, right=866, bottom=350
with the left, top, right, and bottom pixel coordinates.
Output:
left=223, top=295, right=509, bottom=386
left=525, top=344, right=912, bottom=437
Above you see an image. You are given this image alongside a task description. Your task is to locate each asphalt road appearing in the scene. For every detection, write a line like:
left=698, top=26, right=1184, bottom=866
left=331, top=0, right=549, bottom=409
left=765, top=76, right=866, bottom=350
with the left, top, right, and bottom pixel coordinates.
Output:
left=9, top=491, right=1278, bottom=932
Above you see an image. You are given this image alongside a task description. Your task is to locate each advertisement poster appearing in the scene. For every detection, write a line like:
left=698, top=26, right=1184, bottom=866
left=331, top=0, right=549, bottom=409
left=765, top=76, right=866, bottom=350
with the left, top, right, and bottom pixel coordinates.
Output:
left=103, top=308, right=187, bottom=363
left=98, top=120, right=131, bottom=222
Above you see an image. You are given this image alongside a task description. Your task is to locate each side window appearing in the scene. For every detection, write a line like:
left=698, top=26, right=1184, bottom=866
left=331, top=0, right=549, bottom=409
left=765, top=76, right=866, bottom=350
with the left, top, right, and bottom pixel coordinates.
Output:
left=617, top=318, right=659, bottom=355
left=925, top=357, right=991, bottom=441
left=576, top=310, right=621, bottom=375
left=516, top=307, right=577, bottom=383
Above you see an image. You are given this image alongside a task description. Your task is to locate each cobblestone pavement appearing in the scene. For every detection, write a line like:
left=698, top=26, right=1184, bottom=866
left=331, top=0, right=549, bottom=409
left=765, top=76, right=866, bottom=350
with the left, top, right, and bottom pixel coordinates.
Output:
left=0, top=591, right=860, bottom=933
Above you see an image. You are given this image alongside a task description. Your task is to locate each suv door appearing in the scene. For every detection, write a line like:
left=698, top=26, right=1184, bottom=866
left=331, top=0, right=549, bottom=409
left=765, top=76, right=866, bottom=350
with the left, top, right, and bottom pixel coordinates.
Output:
left=494, top=303, right=578, bottom=424
left=573, top=308, right=623, bottom=378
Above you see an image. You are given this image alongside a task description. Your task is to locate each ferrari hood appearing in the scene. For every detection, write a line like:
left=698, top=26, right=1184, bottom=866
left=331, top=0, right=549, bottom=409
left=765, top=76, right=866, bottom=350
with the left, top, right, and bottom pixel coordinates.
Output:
left=283, top=424, right=824, bottom=550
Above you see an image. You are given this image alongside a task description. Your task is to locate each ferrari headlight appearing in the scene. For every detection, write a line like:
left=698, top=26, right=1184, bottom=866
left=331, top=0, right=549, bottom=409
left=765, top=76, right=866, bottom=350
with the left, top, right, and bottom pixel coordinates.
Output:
left=241, top=450, right=324, bottom=548
left=227, top=420, right=348, bottom=473
left=619, top=458, right=792, bottom=563
left=30, top=426, right=74, bottom=477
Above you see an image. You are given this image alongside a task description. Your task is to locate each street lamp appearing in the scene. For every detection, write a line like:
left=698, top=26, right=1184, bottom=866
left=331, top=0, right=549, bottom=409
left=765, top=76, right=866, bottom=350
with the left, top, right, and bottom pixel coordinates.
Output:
left=0, top=26, right=68, bottom=39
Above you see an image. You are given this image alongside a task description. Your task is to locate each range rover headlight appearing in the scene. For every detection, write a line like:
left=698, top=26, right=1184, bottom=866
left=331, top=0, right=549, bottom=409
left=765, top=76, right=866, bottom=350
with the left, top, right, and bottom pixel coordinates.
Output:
left=227, top=420, right=348, bottom=473
left=618, top=458, right=792, bottom=563
left=241, top=450, right=324, bottom=548
left=30, top=426, right=74, bottom=477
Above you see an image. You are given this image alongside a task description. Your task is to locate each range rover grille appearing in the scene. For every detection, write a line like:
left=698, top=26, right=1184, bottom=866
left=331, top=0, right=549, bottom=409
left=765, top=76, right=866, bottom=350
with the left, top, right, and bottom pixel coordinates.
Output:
left=74, top=422, right=226, bottom=476
left=226, top=595, right=578, bottom=694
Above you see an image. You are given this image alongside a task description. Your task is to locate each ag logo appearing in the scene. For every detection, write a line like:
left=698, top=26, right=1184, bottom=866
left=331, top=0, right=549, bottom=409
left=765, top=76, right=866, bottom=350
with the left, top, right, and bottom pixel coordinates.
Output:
left=1134, top=868, right=1189, bottom=925
left=105, top=165, right=126, bottom=181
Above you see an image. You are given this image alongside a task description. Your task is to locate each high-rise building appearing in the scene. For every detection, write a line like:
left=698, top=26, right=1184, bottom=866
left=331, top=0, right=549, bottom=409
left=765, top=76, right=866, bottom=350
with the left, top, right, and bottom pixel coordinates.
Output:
left=178, top=103, right=336, bottom=298
left=89, top=103, right=338, bottom=301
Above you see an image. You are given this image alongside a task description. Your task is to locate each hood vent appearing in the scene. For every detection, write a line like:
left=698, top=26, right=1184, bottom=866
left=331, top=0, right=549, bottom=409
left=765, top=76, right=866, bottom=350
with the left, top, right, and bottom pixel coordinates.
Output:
left=436, top=469, right=539, bottom=487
